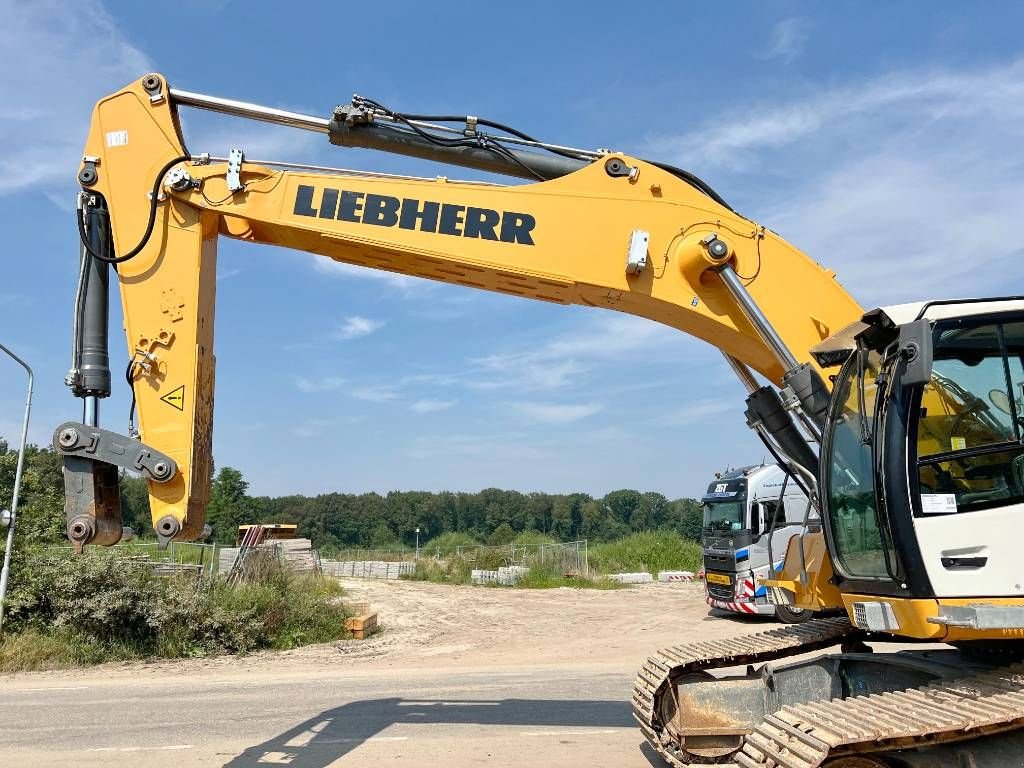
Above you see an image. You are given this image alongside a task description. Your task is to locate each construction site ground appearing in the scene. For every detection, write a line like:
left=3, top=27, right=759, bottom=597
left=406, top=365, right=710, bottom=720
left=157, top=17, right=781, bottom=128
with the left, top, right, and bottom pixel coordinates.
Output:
left=0, top=579, right=783, bottom=767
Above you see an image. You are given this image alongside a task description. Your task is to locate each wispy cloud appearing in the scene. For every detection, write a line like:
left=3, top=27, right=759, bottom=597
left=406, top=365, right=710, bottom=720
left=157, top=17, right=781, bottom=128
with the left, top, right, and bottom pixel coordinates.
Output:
left=0, top=1, right=150, bottom=196
left=511, top=401, right=603, bottom=424
left=470, top=314, right=684, bottom=391
left=352, top=386, right=401, bottom=403
left=334, top=316, right=385, bottom=340
left=643, top=58, right=1024, bottom=304
left=664, top=398, right=733, bottom=426
left=645, top=60, right=1024, bottom=172
left=294, top=376, right=346, bottom=393
left=410, top=398, right=457, bottom=413
left=763, top=18, right=808, bottom=63
left=313, top=258, right=428, bottom=293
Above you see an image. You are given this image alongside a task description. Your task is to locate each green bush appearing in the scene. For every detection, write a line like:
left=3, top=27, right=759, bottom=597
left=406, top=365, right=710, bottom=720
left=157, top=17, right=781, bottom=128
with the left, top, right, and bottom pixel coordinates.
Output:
left=1, top=549, right=349, bottom=669
left=589, top=530, right=701, bottom=574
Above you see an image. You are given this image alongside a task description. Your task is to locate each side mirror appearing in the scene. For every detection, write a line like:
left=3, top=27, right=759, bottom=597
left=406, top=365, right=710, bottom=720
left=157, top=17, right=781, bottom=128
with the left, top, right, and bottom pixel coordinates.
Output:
left=750, top=503, right=761, bottom=537
left=899, top=319, right=933, bottom=387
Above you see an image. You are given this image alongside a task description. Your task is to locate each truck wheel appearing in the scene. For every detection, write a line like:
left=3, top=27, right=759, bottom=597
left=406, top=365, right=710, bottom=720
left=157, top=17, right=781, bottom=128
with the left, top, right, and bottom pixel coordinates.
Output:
left=775, top=604, right=813, bottom=624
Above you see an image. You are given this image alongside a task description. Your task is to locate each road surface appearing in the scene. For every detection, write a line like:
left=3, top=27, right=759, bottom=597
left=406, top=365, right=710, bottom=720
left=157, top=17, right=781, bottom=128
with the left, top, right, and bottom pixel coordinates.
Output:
left=0, top=580, right=779, bottom=766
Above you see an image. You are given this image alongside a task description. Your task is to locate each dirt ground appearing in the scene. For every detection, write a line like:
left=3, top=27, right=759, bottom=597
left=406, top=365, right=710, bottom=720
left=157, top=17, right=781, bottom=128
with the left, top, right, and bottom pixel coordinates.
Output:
left=327, top=578, right=780, bottom=670
left=12, top=578, right=779, bottom=681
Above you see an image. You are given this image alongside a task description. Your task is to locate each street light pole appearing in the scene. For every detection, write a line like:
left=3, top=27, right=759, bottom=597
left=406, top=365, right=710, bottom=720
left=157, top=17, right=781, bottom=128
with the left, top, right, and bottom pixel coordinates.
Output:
left=0, top=343, right=34, bottom=636
left=415, top=527, right=420, bottom=559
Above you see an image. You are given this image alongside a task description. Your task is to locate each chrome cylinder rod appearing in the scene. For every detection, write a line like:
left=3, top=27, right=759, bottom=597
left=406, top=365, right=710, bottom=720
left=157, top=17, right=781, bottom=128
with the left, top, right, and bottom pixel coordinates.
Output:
left=717, top=265, right=800, bottom=374
left=83, top=396, right=99, bottom=427
left=170, top=88, right=330, bottom=133
left=722, top=353, right=759, bottom=394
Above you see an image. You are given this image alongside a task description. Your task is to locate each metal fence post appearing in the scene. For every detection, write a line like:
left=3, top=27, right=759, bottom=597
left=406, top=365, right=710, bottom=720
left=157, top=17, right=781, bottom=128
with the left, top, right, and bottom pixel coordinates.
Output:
left=0, top=343, right=34, bottom=636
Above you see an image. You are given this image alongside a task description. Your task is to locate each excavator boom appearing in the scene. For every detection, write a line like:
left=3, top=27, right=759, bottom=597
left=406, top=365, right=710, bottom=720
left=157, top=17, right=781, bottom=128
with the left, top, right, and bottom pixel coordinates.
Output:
left=60, top=73, right=859, bottom=546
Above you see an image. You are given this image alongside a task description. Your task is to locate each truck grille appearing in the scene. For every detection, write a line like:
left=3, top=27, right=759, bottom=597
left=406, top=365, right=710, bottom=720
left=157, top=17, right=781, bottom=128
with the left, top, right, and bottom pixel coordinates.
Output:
left=707, top=583, right=735, bottom=601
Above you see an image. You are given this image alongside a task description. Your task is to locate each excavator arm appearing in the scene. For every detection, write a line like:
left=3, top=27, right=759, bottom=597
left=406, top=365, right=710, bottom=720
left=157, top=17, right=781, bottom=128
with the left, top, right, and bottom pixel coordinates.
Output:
left=59, top=72, right=861, bottom=549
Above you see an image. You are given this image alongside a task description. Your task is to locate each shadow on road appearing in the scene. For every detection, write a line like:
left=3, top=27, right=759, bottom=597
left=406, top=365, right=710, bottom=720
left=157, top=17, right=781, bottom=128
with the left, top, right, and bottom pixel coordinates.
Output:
left=224, top=697, right=635, bottom=767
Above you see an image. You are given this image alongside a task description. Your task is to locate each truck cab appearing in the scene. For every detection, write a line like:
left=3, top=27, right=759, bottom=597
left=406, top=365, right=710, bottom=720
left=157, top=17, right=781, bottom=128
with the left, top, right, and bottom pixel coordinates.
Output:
left=701, top=463, right=814, bottom=622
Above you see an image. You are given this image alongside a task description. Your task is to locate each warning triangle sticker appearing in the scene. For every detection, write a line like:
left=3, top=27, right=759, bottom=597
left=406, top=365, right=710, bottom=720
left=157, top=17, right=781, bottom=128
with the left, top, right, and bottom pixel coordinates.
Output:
left=161, top=385, right=185, bottom=411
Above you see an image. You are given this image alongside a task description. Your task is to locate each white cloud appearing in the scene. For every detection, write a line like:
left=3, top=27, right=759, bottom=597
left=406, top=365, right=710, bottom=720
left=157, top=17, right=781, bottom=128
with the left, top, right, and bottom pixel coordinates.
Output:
left=643, top=58, right=1024, bottom=305
left=313, top=258, right=428, bottom=292
left=334, top=316, right=384, bottom=340
left=646, top=60, right=1024, bottom=172
left=511, top=401, right=603, bottom=424
left=294, top=376, right=346, bottom=393
left=352, top=386, right=400, bottom=402
left=471, top=313, right=686, bottom=391
left=665, top=398, right=733, bottom=426
left=410, top=398, right=457, bottom=413
left=763, top=19, right=808, bottom=63
left=0, top=1, right=150, bottom=195
left=0, top=1, right=322, bottom=206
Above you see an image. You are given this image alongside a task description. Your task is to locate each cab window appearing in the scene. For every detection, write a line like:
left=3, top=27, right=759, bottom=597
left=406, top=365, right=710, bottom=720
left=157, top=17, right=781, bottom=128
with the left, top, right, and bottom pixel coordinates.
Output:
left=916, top=320, right=1024, bottom=513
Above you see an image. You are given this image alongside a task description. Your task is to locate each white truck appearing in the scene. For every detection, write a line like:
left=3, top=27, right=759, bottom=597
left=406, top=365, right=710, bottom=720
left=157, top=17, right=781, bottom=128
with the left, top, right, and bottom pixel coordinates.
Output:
left=701, top=463, right=814, bottom=623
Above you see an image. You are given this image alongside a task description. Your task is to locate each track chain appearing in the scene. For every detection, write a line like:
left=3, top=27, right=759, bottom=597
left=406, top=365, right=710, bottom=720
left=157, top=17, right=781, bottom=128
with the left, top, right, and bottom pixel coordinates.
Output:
left=736, top=662, right=1024, bottom=767
left=634, top=617, right=1024, bottom=767
left=633, top=617, right=860, bottom=767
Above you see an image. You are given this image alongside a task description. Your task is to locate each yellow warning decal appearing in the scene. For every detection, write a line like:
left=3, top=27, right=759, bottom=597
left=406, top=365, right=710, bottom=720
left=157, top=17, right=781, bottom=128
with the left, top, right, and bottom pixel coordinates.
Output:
left=161, top=385, right=185, bottom=411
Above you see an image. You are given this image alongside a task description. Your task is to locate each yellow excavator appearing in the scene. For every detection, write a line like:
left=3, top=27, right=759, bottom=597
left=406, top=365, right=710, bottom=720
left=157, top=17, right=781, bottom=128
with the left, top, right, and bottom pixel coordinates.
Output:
left=56, top=74, right=1024, bottom=767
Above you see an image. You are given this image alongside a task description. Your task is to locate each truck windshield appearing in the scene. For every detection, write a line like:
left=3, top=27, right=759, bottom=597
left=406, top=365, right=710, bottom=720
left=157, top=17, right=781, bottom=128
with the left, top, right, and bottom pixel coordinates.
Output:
left=703, top=502, right=745, bottom=532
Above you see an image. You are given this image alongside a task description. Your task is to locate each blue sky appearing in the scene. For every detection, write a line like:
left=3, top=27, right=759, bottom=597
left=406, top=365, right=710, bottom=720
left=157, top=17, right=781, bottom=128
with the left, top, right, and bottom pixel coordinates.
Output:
left=2, top=1, right=1024, bottom=499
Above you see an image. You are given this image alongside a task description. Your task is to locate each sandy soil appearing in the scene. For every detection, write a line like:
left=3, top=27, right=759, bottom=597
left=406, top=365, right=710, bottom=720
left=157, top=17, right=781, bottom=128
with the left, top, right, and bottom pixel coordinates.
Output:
left=5, top=578, right=779, bottom=682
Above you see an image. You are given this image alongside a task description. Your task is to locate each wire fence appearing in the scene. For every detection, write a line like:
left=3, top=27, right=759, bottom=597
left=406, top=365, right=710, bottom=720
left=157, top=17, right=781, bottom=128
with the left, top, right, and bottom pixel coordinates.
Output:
left=43, top=541, right=219, bottom=578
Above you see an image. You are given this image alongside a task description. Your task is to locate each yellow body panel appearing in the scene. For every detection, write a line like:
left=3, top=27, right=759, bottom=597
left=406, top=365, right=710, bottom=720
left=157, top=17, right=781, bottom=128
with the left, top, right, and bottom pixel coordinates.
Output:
left=762, top=530, right=846, bottom=613
left=839, top=594, right=1024, bottom=642
left=78, top=74, right=862, bottom=541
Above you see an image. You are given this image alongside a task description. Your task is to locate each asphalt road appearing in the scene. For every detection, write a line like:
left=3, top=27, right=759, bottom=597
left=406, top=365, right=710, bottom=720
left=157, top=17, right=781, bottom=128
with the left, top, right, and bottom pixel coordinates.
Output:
left=0, top=663, right=659, bottom=767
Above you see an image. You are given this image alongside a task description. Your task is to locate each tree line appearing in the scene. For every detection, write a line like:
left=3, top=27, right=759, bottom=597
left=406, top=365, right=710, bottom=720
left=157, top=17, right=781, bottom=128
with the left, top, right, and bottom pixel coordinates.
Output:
left=0, top=440, right=705, bottom=550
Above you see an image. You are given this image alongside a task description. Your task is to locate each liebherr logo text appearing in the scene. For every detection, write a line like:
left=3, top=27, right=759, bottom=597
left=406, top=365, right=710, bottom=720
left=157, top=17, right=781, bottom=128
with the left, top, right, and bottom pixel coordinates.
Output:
left=293, top=184, right=536, bottom=245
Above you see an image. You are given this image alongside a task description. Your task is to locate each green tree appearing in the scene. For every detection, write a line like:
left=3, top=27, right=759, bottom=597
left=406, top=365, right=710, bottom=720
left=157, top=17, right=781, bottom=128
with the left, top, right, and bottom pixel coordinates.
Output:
left=487, top=522, right=516, bottom=545
left=602, top=489, right=641, bottom=529
left=205, top=467, right=253, bottom=544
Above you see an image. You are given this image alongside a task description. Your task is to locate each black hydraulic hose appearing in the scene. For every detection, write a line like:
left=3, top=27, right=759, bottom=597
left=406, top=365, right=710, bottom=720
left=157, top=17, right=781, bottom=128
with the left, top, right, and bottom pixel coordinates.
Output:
left=646, top=160, right=733, bottom=211
left=362, top=100, right=734, bottom=206
left=77, top=154, right=192, bottom=264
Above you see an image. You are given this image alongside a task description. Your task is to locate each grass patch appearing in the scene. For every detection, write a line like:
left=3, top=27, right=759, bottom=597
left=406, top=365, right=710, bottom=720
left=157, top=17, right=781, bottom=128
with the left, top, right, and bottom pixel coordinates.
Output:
left=589, top=530, right=701, bottom=574
left=0, top=628, right=112, bottom=672
left=404, top=558, right=473, bottom=585
left=514, top=563, right=621, bottom=590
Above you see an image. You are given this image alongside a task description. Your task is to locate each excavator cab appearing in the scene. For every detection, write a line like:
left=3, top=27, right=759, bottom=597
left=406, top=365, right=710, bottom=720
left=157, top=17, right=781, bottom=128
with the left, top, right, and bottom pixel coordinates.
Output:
left=815, top=302, right=1024, bottom=637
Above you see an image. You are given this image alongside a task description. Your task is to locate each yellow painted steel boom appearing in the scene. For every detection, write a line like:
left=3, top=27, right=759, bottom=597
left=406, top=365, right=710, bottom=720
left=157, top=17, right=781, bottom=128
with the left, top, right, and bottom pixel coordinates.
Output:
left=68, top=73, right=861, bottom=544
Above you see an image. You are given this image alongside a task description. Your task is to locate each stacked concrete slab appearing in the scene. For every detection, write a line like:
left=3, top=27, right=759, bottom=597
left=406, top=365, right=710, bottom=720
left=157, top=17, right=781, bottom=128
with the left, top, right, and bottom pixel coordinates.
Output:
left=607, top=572, right=654, bottom=584
left=470, top=565, right=530, bottom=585
left=321, top=560, right=416, bottom=580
